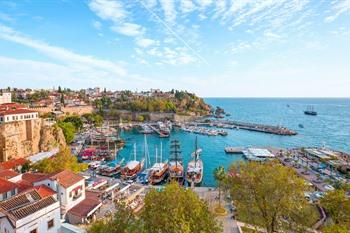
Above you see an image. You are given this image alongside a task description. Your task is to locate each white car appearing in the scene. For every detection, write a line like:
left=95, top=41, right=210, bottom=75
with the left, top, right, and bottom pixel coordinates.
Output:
left=324, top=184, right=335, bottom=191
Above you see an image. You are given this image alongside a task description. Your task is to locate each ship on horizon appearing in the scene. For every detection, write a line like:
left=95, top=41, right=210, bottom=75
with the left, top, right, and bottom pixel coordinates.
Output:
left=304, top=106, right=317, bottom=116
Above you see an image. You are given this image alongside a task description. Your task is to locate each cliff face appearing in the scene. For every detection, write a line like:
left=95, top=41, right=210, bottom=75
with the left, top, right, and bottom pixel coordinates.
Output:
left=0, top=119, right=66, bottom=162
left=39, top=125, right=66, bottom=152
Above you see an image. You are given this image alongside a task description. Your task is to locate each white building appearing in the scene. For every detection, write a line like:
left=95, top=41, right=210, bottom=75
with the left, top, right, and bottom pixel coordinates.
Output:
left=0, top=103, right=38, bottom=124
left=0, top=170, right=23, bottom=201
left=0, top=93, right=11, bottom=104
left=0, top=189, right=61, bottom=233
left=21, top=170, right=101, bottom=224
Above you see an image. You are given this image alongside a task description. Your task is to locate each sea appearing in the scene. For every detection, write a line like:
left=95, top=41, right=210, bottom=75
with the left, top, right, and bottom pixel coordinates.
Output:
left=118, top=98, right=350, bottom=187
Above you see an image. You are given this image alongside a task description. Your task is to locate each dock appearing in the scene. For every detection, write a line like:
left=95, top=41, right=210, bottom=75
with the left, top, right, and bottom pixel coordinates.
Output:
left=189, top=120, right=297, bottom=136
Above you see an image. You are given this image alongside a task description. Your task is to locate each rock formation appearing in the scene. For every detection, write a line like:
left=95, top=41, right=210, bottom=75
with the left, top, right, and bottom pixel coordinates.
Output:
left=0, top=119, right=66, bottom=162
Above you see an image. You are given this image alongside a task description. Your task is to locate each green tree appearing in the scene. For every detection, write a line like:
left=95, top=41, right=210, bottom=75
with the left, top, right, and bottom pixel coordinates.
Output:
left=89, top=183, right=221, bottom=233
left=63, top=115, right=83, bottom=131
left=88, top=203, right=140, bottom=233
left=228, top=161, right=317, bottom=233
left=57, top=122, right=76, bottom=144
left=33, top=147, right=87, bottom=173
left=136, top=115, right=144, bottom=122
left=213, top=166, right=226, bottom=207
left=141, top=182, right=221, bottom=233
left=60, top=94, right=65, bottom=105
left=321, top=190, right=350, bottom=230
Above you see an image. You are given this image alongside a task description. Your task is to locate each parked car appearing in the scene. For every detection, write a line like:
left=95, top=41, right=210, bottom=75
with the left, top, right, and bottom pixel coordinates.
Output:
left=324, top=184, right=335, bottom=191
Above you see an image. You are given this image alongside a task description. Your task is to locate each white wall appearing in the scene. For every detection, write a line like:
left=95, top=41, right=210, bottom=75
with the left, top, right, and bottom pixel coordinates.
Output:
left=0, top=201, right=60, bottom=233
left=1, top=112, right=38, bottom=123
left=0, top=188, right=18, bottom=201
left=0, top=93, right=12, bottom=104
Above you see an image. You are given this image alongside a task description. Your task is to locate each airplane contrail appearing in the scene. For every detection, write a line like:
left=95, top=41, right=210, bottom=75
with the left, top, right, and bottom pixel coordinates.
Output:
left=139, top=0, right=209, bottom=65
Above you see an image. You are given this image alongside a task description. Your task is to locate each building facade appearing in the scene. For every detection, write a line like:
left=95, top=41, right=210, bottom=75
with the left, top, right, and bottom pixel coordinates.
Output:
left=0, top=189, right=61, bottom=233
left=0, top=93, right=12, bottom=104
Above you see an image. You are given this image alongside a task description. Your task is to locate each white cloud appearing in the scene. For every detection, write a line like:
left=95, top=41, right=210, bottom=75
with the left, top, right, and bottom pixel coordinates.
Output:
left=136, top=38, right=157, bottom=48
left=111, top=22, right=145, bottom=37
left=264, top=31, right=282, bottom=40
left=88, top=0, right=126, bottom=23
left=93, top=20, right=102, bottom=30
left=197, top=0, right=213, bottom=9
left=160, top=0, right=177, bottom=23
left=180, top=0, right=196, bottom=14
left=325, top=0, right=350, bottom=22
left=0, top=24, right=127, bottom=77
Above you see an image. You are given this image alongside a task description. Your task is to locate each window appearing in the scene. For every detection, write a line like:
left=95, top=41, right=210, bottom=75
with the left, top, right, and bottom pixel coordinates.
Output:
left=11, top=189, right=15, bottom=196
left=3, top=192, right=7, bottom=199
left=48, top=219, right=54, bottom=229
left=30, top=229, right=37, bottom=233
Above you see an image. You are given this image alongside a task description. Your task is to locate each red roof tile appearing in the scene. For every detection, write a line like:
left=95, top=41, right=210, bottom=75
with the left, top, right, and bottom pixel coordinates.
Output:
left=16, top=180, right=33, bottom=193
left=0, top=178, right=17, bottom=194
left=0, top=158, right=27, bottom=170
left=0, top=108, right=37, bottom=116
left=49, top=170, right=84, bottom=188
left=67, top=191, right=101, bottom=218
left=21, top=173, right=50, bottom=184
left=33, top=185, right=56, bottom=198
left=0, top=169, right=20, bottom=180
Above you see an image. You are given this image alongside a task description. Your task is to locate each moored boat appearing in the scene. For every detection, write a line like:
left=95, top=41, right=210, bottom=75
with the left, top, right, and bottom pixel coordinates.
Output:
left=121, top=143, right=144, bottom=180
left=186, top=137, right=203, bottom=187
left=168, top=140, right=184, bottom=185
left=149, top=144, right=169, bottom=185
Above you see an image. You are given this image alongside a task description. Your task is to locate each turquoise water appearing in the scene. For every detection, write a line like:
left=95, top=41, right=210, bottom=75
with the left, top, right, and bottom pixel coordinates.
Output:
left=118, top=98, right=350, bottom=186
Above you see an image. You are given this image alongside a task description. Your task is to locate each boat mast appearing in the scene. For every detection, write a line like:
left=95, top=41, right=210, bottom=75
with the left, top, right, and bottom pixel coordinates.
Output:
left=133, top=143, right=137, bottom=161
left=195, top=137, right=198, bottom=167
left=160, top=141, right=163, bottom=163
left=144, top=134, right=150, bottom=168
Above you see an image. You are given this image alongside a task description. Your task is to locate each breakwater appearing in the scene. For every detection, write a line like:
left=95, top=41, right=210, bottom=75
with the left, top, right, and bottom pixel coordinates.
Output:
left=190, top=120, right=297, bottom=136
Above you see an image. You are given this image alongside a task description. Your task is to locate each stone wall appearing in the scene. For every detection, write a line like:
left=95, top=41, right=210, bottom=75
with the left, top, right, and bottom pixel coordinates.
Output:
left=31, top=106, right=94, bottom=116
left=0, top=119, right=66, bottom=162
left=0, top=119, right=41, bottom=161
left=62, top=106, right=94, bottom=115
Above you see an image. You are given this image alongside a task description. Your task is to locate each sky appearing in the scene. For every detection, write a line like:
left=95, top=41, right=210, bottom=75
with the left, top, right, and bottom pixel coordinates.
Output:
left=0, top=0, right=349, bottom=97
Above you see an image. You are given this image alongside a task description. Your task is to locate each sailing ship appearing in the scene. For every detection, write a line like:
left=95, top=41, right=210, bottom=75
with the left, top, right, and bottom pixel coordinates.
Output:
left=186, top=137, right=203, bottom=186
left=168, top=140, right=184, bottom=185
left=304, top=106, right=317, bottom=116
left=136, top=135, right=152, bottom=184
left=149, top=143, right=169, bottom=185
left=121, top=143, right=144, bottom=180
left=99, top=158, right=124, bottom=177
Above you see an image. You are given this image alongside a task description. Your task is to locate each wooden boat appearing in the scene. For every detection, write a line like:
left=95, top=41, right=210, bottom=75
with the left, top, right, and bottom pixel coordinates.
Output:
left=168, top=140, right=184, bottom=185
left=99, top=158, right=124, bottom=177
left=186, top=137, right=203, bottom=186
left=304, top=106, right=317, bottom=116
left=121, top=144, right=144, bottom=180
left=149, top=144, right=169, bottom=185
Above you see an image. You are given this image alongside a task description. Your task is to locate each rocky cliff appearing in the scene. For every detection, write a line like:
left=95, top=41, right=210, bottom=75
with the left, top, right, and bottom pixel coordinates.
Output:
left=0, top=119, right=66, bottom=162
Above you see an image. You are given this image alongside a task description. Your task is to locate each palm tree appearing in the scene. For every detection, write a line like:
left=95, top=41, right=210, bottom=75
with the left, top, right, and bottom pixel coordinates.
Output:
left=213, top=166, right=226, bottom=207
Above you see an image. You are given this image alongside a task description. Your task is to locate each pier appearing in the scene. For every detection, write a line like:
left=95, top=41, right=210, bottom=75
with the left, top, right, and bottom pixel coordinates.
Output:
left=189, top=120, right=297, bottom=136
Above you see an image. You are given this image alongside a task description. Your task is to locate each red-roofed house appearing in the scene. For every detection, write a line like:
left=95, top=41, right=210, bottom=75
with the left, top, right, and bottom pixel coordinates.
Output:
left=66, top=191, right=102, bottom=224
left=0, top=102, right=38, bottom=124
left=0, top=158, right=27, bottom=171
left=0, top=170, right=22, bottom=183
left=0, top=189, right=61, bottom=233
left=0, top=178, right=18, bottom=201
left=23, top=170, right=86, bottom=218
